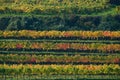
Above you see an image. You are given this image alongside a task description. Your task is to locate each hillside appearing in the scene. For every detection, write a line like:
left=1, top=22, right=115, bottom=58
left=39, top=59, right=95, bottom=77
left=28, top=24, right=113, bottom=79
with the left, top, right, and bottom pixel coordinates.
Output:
left=0, top=0, right=120, bottom=79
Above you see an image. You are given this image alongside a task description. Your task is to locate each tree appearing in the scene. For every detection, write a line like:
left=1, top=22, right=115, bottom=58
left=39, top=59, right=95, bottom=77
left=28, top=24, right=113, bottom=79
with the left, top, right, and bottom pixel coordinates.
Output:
left=6, top=21, right=18, bottom=30
left=109, top=0, right=120, bottom=5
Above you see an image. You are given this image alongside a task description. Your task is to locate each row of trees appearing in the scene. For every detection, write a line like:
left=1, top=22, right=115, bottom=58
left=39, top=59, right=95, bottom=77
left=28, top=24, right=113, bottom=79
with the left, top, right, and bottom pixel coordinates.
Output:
left=0, top=41, right=120, bottom=53
left=0, top=30, right=120, bottom=39
left=0, top=54, right=120, bottom=64
left=0, top=64, right=120, bottom=75
left=0, top=15, right=120, bottom=31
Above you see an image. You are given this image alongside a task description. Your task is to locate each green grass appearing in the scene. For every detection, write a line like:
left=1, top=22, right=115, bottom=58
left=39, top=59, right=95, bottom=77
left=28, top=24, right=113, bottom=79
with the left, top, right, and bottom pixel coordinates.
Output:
left=1, top=75, right=120, bottom=80
left=0, top=51, right=119, bottom=55
left=0, top=39, right=120, bottom=44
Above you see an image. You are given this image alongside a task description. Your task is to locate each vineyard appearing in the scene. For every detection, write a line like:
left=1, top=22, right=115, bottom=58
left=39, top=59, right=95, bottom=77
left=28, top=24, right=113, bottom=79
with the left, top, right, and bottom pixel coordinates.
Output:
left=0, top=0, right=120, bottom=80
left=0, top=31, right=120, bottom=79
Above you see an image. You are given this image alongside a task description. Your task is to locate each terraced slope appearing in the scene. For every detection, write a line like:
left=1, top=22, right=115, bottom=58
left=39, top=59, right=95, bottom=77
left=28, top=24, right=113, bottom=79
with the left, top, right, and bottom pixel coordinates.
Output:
left=0, top=0, right=120, bottom=79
